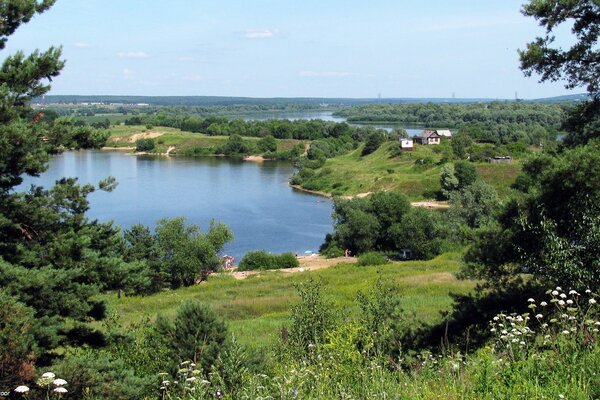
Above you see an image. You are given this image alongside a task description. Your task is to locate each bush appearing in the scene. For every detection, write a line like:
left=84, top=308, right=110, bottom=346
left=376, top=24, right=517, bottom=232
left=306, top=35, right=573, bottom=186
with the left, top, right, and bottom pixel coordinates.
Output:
left=358, top=251, right=388, bottom=266
left=135, top=138, right=155, bottom=152
left=238, top=250, right=299, bottom=271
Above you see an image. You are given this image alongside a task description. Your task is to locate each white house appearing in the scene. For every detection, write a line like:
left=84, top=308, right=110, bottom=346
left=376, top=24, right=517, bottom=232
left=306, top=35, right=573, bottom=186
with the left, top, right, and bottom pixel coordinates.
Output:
left=415, top=130, right=441, bottom=145
left=435, top=129, right=452, bottom=139
left=400, top=138, right=414, bottom=151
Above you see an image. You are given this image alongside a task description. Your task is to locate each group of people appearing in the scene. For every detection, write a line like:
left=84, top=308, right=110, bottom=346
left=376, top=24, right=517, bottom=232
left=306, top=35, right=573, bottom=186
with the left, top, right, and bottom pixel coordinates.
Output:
left=223, top=255, right=235, bottom=269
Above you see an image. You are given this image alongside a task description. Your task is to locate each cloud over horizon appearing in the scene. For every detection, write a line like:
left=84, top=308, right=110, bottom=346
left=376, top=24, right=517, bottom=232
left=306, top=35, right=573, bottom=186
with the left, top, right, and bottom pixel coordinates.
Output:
left=244, top=29, right=280, bottom=39
left=117, top=51, right=150, bottom=59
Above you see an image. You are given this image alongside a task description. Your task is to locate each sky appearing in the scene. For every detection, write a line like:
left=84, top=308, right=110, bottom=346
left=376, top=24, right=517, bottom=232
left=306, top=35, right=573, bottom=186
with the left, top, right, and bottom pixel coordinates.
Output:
left=2, top=0, right=580, bottom=99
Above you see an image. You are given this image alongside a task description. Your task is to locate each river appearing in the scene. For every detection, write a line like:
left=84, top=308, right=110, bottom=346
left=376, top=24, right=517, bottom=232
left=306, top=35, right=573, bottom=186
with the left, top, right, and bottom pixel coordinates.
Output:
left=235, top=111, right=427, bottom=136
left=20, top=151, right=333, bottom=261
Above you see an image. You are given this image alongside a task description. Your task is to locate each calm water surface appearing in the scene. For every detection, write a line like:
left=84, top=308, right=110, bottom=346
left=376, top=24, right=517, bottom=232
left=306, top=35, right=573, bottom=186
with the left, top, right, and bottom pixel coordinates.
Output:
left=241, top=111, right=428, bottom=136
left=20, top=151, right=333, bottom=260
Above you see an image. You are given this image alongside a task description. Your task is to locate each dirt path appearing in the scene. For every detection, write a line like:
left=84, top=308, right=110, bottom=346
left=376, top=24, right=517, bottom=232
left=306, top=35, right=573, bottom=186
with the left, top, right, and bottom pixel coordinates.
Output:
left=126, top=131, right=164, bottom=143
left=411, top=201, right=450, bottom=209
left=227, top=255, right=357, bottom=280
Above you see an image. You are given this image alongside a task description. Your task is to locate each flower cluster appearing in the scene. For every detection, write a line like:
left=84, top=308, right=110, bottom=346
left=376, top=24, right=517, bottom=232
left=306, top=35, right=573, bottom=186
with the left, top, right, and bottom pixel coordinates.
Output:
left=489, top=312, right=534, bottom=358
left=489, top=287, right=599, bottom=360
left=13, top=371, right=68, bottom=398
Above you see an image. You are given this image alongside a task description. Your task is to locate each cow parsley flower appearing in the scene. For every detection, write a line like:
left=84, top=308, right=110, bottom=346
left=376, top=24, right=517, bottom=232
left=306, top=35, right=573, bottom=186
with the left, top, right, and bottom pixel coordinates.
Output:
left=42, top=372, right=56, bottom=379
left=53, top=387, right=68, bottom=394
left=14, top=386, right=30, bottom=393
left=53, top=378, right=67, bottom=386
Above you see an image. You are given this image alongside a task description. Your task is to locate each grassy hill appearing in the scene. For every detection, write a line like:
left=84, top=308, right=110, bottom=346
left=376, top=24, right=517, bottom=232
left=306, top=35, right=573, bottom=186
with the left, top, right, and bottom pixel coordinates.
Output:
left=295, top=141, right=522, bottom=200
left=104, top=125, right=305, bottom=155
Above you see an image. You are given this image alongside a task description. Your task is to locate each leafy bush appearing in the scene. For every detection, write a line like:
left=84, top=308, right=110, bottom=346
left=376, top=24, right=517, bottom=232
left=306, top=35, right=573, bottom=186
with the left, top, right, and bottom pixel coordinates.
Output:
left=361, top=131, right=385, bottom=156
left=357, top=251, right=388, bottom=266
left=135, top=138, right=155, bottom=152
left=238, top=251, right=299, bottom=271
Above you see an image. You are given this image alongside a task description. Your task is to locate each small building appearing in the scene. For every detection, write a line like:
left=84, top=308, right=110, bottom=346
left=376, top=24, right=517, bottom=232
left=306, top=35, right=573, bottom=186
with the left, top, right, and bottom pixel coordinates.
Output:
left=415, top=130, right=441, bottom=145
left=400, top=138, right=414, bottom=151
left=435, top=129, right=452, bottom=139
left=490, top=156, right=513, bottom=164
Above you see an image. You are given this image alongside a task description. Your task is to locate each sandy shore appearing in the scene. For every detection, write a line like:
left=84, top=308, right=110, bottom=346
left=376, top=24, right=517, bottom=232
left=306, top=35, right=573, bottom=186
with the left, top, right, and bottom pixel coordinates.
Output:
left=226, top=255, right=357, bottom=280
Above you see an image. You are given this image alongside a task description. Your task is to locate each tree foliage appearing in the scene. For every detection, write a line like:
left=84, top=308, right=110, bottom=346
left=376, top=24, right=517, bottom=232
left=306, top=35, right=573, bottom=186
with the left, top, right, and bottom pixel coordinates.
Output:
left=465, top=141, right=600, bottom=289
left=519, top=0, right=600, bottom=96
left=156, top=301, right=227, bottom=374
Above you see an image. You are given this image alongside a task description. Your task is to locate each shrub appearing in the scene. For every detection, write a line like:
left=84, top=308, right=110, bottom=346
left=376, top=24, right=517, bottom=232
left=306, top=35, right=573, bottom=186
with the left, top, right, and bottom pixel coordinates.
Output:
left=238, top=251, right=299, bottom=271
left=135, top=138, right=155, bottom=152
left=358, top=251, right=388, bottom=266
left=238, top=251, right=274, bottom=270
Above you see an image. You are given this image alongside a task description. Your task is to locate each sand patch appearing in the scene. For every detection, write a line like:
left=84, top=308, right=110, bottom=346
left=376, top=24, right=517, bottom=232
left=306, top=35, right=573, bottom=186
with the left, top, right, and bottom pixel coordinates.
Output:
left=227, top=255, right=357, bottom=280
left=126, top=131, right=164, bottom=143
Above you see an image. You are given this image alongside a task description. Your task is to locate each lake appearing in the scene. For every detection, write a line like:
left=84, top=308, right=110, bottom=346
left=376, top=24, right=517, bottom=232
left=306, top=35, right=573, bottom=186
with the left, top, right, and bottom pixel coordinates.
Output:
left=20, top=151, right=333, bottom=261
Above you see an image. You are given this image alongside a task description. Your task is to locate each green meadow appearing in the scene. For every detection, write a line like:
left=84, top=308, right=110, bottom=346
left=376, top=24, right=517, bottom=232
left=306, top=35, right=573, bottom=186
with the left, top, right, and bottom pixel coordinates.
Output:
left=104, top=124, right=304, bottom=154
left=105, top=252, right=474, bottom=349
left=296, top=141, right=522, bottom=200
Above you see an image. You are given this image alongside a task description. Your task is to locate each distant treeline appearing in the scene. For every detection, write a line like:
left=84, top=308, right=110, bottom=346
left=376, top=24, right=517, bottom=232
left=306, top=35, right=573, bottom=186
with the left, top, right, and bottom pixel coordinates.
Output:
left=35, top=95, right=501, bottom=107
left=124, top=113, right=379, bottom=141
left=336, top=102, right=566, bottom=127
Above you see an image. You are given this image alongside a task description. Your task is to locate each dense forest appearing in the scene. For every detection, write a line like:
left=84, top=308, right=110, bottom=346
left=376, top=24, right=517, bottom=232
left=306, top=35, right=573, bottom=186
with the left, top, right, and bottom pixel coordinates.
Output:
left=336, top=101, right=566, bottom=128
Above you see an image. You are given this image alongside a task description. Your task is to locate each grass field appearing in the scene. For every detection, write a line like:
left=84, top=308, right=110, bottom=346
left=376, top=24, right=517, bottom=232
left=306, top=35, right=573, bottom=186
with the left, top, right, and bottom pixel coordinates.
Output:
left=297, top=142, right=522, bottom=200
left=104, top=125, right=304, bottom=155
left=104, top=251, right=474, bottom=349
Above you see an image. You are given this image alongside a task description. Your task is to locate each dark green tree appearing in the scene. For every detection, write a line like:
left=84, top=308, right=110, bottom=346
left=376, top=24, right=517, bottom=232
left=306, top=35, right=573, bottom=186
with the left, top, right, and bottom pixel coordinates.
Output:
left=465, top=141, right=600, bottom=289
left=0, top=0, right=131, bottom=362
left=361, top=131, right=385, bottom=156
left=519, top=0, right=600, bottom=145
left=519, top=0, right=600, bottom=96
left=389, top=208, right=444, bottom=260
left=256, top=134, right=277, bottom=153
left=454, top=160, right=478, bottom=190
left=156, top=301, right=227, bottom=374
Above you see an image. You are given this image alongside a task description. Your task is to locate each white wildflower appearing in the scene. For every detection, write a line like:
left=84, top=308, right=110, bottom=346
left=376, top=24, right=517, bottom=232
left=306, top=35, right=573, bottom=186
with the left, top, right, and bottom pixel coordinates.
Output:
left=585, top=289, right=592, bottom=294
left=559, top=293, right=567, bottom=299
left=53, top=378, right=67, bottom=386
left=535, top=314, right=543, bottom=319
left=556, top=286, right=562, bottom=291
left=569, top=290, right=578, bottom=295
left=552, top=290, right=559, bottom=296
left=589, top=298, right=597, bottom=305
left=527, top=298, right=535, bottom=303
left=562, top=330, right=570, bottom=335
left=558, top=300, right=566, bottom=306
left=14, top=386, right=29, bottom=393
left=53, top=387, right=68, bottom=394
left=567, top=299, right=574, bottom=305
left=42, top=372, right=56, bottom=379
left=540, top=301, right=548, bottom=306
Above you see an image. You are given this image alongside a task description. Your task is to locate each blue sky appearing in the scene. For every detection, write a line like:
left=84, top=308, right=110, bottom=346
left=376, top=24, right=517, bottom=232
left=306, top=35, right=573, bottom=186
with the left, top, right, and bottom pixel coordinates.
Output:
left=3, top=0, right=578, bottom=99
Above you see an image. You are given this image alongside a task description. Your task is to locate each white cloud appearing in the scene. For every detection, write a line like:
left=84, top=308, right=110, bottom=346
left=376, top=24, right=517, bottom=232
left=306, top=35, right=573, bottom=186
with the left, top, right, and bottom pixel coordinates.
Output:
left=244, top=29, right=280, bottom=39
left=299, top=70, right=354, bottom=78
left=117, top=51, right=149, bottom=59
left=74, top=42, right=91, bottom=48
